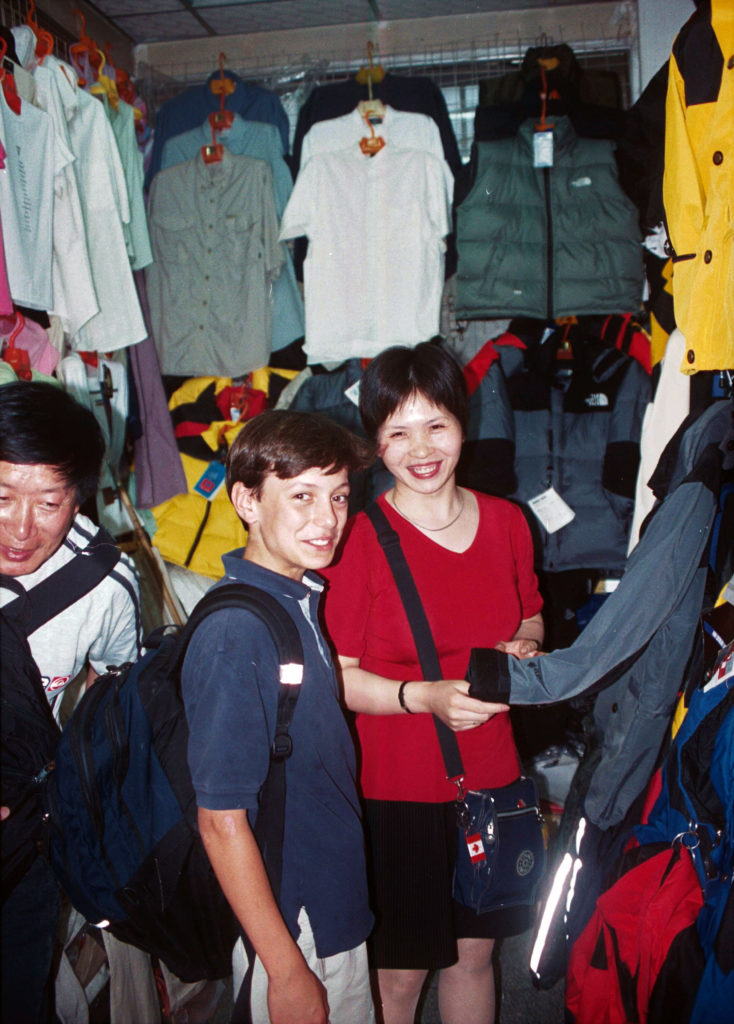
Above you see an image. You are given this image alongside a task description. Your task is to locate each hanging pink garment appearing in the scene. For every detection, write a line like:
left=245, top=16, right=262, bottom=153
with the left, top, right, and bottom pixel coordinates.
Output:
left=0, top=161, right=14, bottom=315
left=0, top=312, right=60, bottom=375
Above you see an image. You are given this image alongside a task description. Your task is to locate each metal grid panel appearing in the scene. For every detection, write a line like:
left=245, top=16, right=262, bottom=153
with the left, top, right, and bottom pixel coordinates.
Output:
left=138, top=30, right=634, bottom=162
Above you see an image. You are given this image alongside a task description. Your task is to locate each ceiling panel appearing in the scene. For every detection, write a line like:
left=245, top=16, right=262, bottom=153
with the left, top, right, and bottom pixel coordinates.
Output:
left=87, top=0, right=609, bottom=46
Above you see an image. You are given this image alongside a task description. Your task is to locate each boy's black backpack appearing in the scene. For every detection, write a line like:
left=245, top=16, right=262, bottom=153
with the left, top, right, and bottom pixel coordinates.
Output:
left=0, top=527, right=122, bottom=903
left=43, top=582, right=304, bottom=983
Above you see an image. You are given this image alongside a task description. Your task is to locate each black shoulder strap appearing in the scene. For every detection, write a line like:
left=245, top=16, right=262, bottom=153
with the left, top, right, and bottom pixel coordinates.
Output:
left=187, top=583, right=305, bottom=1024
left=1, top=525, right=122, bottom=636
left=364, top=502, right=464, bottom=782
left=183, top=582, right=304, bottom=900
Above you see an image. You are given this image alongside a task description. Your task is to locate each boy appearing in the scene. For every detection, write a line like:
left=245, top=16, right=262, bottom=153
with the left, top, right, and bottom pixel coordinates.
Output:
left=181, top=410, right=375, bottom=1024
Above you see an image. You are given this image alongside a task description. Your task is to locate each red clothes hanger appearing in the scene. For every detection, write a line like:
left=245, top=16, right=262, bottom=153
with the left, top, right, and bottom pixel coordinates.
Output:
left=202, top=52, right=233, bottom=163
left=0, top=36, right=21, bottom=115
left=1, top=312, right=32, bottom=379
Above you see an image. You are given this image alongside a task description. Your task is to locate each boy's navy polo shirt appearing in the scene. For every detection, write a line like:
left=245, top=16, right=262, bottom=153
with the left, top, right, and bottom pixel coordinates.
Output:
left=181, top=551, right=372, bottom=959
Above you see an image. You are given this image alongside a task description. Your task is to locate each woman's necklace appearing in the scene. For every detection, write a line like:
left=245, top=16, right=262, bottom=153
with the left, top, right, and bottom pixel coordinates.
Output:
left=392, top=490, right=465, bottom=532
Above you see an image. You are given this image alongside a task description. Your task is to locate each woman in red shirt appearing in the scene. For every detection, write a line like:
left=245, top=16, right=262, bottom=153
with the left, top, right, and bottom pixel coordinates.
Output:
left=323, top=342, right=544, bottom=1024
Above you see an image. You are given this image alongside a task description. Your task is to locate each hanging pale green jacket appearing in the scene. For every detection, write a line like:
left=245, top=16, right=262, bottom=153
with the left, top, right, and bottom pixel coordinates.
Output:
left=456, top=116, right=643, bottom=320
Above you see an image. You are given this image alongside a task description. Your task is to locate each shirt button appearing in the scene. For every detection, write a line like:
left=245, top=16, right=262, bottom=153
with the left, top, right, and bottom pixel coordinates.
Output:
left=713, top=151, right=723, bottom=165
left=207, top=248, right=212, bottom=254
left=729, top=55, right=734, bottom=69
left=205, top=275, right=210, bottom=281
left=687, top=349, right=695, bottom=364
left=704, top=249, right=712, bottom=263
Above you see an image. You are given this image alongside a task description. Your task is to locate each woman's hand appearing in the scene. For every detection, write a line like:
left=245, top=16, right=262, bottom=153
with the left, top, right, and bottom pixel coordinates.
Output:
left=412, top=678, right=508, bottom=731
left=494, top=638, right=542, bottom=660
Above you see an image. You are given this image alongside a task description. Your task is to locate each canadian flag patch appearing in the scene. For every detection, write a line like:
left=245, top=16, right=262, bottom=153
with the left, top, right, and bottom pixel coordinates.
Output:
left=465, top=833, right=486, bottom=864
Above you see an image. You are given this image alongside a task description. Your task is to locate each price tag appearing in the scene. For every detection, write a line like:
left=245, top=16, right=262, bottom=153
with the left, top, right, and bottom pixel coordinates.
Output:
left=527, top=487, right=575, bottom=533
left=533, top=131, right=554, bottom=168
left=193, top=461, right=226, bottom=501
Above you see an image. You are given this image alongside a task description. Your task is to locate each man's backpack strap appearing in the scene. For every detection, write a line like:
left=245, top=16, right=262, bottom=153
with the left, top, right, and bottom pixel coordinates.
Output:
left=1, top=524, right=122, bottom=636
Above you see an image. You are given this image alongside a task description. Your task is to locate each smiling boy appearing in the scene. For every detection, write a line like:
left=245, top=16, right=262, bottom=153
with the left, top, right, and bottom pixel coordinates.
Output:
left=181, top=410, right=375, bottom=1024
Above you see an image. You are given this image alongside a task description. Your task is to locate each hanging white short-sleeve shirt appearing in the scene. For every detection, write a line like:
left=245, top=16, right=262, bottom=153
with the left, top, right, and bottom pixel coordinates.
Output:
left=0, top=88, right=55, bottom=311
left=301, top=105, right=454, bottom=195
left=279, top=145, right=451, bottom=363
left=108, top=97, right=153, bottom=272
left=31, top=58, right=100, bottom=337
left=146, top=149, right=284, bottom=377
left=58, top=69, right=146, bottom=353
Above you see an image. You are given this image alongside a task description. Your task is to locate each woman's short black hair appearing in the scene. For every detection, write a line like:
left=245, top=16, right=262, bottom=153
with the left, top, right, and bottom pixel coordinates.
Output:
left=226, top=409, right=374, bottom=499
left=359, top=341, right=468, bottom=439
left=0, top=381, right=105, bottom=502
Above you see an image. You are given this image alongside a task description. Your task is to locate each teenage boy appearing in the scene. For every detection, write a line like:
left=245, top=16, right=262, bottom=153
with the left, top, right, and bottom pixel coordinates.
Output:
left=181, top=410, right=375, bottom=1024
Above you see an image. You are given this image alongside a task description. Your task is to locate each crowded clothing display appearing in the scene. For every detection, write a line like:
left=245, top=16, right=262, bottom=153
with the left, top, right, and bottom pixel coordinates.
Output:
left=1, top=5, right=733, bottom=1024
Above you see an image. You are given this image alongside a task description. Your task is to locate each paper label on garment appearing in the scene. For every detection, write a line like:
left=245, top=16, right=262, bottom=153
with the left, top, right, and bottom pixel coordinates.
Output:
left=533, top=131, right=554, bottom=168
left=527, top=487, right=575, bottom=534
left=344, top=380, right=361, bottom=407
left=193, top=461, right=226, bottom=501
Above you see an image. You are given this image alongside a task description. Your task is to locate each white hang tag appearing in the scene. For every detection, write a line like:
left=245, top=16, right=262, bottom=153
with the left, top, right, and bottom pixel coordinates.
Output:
left=344, top=380, right=361, bottom=407
left=528, top=487, right=575, bottom=534
left=533, top=131, right=554, bottom=168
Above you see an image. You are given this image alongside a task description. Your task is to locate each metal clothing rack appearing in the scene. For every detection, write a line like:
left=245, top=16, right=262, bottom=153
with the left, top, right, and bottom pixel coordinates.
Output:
left=136, top=30, right=636, bottom=162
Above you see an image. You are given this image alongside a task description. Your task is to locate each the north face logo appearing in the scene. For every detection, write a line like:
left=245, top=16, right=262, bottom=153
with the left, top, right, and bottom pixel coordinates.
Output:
left=516, top=849, right=535, bottom=876
left=585, top=393, right=609, bottom=408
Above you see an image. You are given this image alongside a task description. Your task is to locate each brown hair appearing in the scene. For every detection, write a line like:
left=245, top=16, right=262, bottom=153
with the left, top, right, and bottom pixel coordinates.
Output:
left=226, top=409, right=374, bottom=499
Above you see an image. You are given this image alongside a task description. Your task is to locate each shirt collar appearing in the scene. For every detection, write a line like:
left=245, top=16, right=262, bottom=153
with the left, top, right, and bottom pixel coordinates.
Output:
left=195, top=145, right=237, bottom=188
left=221, top=549, right=322, bottom=600
left=518, top=114, right=576, bottom=159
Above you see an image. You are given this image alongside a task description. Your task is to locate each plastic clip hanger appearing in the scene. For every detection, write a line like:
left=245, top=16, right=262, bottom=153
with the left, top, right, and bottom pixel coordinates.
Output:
left=202, top=53, right=232, bottom=163
left=359, top=112, right=385, bottom=156
left=534, top=61, right=557, bottom=132
left=0, top=37, right=21, bottom=115
left=1, top=312, right=31, bottom=379
left=357, top=42, right=386, bottom=123
left=555, top=318, right=576, bottom=360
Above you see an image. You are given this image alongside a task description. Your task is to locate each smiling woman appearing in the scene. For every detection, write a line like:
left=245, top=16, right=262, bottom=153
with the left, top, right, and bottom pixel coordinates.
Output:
left=322, top=342, right=545, bottom=1024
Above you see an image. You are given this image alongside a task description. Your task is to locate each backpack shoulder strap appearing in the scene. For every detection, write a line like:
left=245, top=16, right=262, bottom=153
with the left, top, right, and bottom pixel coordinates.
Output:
left=2, top=524, right=122, bottom=636
left=181, top=581, right=305, bottom=903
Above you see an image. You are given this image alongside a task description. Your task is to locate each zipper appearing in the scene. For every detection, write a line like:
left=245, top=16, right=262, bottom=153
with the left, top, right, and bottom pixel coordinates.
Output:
left=104, top=682, right=146, bottom=857
left=68, top=674, right=123, bottom=888
left=184, top=502, right=211, bottom=568
left=543, top=166, right=553, bottom=319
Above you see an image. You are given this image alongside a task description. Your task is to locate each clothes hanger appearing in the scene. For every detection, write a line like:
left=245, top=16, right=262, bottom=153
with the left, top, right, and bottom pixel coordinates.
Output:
left=1, top=312, right=31, bottom=379
left=202, top=52, right=233, bottom=163
left=25, top=0, right=53, bottom=63
left=69, top=10, right=101, bottom=88
left=0, top=36, right=21, bottom=115
left=357, top=41, right=386, bottom=123
left=555, top=317, right=575, bottom=361
left=90, top=46, right=119, bottom=108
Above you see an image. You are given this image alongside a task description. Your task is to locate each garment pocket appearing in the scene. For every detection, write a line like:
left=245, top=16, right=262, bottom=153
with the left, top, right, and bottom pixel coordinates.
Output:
left=153, top=215, right=196, bottom=265
left=222, top=212, right=259, bottom=263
